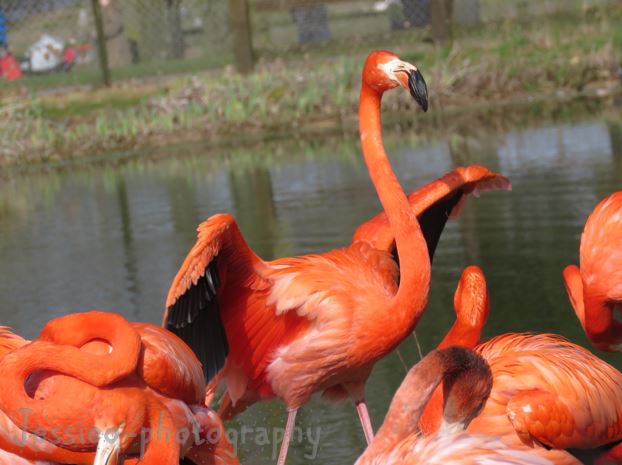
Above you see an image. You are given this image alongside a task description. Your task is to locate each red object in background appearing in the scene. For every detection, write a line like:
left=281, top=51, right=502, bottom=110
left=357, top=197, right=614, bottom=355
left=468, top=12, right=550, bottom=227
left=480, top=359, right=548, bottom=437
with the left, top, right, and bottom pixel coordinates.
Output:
left=63, top=47, right=76, bottom=66
left=0, top=53, right=22, bottom=80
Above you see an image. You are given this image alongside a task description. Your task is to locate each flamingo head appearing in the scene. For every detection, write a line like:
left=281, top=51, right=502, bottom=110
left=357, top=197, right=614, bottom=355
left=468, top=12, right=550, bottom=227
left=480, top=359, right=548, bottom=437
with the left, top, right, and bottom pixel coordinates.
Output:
left=564, top=264, right=622, bottom=352
left=438, top=346, right=492, bottom=434
left=363, top=50, right=428, bottom=111
left=582, top=292, right=622, bottom=352
left=453, top=266, right=490, bottom=331
left=189, top=406, right=241, bottom=464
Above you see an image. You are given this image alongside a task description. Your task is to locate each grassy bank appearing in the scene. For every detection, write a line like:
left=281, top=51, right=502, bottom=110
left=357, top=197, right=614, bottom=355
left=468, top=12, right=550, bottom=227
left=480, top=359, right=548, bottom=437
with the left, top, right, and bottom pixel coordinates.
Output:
left=1, top=5, right=621, bottom=167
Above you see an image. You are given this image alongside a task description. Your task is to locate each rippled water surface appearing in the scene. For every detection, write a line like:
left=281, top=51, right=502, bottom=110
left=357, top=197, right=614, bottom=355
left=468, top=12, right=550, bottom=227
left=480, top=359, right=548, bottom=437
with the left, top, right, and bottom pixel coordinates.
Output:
left=1, top=112, right=621, bottom=464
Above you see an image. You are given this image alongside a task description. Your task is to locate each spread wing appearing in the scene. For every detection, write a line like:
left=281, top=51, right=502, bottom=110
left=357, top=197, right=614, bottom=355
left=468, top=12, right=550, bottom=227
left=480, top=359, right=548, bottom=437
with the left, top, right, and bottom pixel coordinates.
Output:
left=163, top=213, right=270, bottom=382
left=352, top=165, right=511, bottom=258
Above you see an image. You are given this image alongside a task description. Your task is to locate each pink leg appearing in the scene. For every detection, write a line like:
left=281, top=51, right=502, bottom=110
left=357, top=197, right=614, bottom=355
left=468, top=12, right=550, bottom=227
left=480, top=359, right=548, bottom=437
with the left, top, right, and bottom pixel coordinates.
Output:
left=355, top=400, right=374, bottom=444
left=277, top=408, right=298, bottom=465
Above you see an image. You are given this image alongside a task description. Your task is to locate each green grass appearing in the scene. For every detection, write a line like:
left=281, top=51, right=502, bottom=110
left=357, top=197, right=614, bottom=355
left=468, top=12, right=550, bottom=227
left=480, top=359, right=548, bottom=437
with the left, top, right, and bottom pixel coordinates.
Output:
left=0, top=53, right=233, bottom=93
left=1, top=3, right=621, bottom=167
left=29, top=93, right=154, bottom=120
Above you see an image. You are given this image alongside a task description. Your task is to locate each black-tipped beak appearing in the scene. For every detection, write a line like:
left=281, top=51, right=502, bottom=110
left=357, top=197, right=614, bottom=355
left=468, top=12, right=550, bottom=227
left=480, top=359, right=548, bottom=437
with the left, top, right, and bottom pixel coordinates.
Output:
left=408, top=68, right=428, bottom=112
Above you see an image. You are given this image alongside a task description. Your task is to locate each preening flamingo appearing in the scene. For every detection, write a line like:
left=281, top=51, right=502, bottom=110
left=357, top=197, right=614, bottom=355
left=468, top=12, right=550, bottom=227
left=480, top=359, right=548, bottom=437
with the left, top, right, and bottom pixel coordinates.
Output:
left=0, top=312, right=238, bottom=465
left=563, top=191, right=622, bottom=351
left=355, top=346, right=553, bottom=465
left=419, top=266, right=622, bottom=465
left=164, top=49, right=432, bottom=464
left=0, top=452, right=54, bottom=465
left=0, top=329, right=57, bottom=465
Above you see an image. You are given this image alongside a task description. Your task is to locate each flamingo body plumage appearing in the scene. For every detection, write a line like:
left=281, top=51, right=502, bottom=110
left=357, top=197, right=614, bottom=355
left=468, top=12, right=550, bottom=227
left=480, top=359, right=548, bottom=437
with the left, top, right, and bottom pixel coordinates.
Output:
left=471, top=333, right=622, bottom=449
left=165, top=52, right=437, bottom=463
left=369, top=432, right=557, bottom=465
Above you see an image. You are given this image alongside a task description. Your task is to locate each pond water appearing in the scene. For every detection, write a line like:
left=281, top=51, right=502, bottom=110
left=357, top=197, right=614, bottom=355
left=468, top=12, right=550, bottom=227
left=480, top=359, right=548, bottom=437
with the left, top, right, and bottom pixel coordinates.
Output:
left=0, top=111, right=621, bottom=464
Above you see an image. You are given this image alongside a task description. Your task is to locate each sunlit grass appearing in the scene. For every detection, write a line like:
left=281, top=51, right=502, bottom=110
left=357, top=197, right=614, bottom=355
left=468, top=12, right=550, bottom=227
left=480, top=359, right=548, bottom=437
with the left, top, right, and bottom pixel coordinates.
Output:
left=1, top=4, right=620, bottom=166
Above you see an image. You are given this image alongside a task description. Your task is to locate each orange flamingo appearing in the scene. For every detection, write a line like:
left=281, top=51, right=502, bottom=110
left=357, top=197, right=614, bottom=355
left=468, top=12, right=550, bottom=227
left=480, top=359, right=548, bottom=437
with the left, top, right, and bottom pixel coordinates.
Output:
left=563, top=191, right=622, bottom=352
left=419, top=267, right=622, bottom=465
left=0, top=329, right=59, bottom=465
left=355, top=346, right=555, bottom=465
left=0, top=452, right=55, bottom=465
left=0, top=312, right=238, bottom=465
left=164, top=49, right=434, bottom=465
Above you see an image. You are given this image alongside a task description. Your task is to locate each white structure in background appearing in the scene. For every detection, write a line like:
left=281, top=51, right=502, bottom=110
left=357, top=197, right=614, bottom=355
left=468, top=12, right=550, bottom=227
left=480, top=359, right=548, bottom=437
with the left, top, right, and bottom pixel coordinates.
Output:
left=373, top=0, right=400, bottom=12
left=24, top=34, right=64, bottom=73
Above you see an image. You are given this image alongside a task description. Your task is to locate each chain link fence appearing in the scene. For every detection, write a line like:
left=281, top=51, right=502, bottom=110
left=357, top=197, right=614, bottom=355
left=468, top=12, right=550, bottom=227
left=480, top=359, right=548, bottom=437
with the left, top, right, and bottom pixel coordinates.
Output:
left=0, top=0, right=616, bottom=88
left=0, top=0, right=232, bottom=86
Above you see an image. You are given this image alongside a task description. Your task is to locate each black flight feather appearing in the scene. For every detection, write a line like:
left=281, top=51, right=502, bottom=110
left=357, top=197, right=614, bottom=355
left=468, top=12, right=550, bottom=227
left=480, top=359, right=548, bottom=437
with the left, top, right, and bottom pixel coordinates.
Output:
left=165, top=257, right=229, bottom=383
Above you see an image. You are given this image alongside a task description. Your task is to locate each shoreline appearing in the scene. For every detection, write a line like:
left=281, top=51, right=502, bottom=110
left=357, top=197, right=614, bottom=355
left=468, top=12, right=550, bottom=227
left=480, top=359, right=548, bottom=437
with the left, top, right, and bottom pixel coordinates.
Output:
left=2, top=91, right=620, bottom=179
left=1, top=5, right=620, bottom=170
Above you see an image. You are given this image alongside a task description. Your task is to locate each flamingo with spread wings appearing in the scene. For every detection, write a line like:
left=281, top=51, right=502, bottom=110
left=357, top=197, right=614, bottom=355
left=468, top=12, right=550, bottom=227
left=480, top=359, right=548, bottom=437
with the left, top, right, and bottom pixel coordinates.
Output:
left=563, top=191, right=622, bottom=351
left=163, top=50, right=510, bottom=465
left=165, top=49, right=432, bottom=464
left=419, top=266, right=622, bottom=464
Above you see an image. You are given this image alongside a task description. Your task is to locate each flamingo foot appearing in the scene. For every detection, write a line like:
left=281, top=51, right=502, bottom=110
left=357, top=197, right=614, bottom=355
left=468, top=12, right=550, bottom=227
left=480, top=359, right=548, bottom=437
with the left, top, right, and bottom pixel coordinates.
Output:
left=94, top=429, right=121, bottom=465
left=277, top=408, right=298, bottom=465
left=355, top=400, right=375, bottom=444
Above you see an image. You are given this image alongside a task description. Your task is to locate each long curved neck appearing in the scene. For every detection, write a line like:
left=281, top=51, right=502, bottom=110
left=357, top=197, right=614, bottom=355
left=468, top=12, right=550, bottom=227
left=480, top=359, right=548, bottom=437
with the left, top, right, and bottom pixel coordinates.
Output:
left=0, top=342, right=104, bottom=444
left=357, top=351, right=443, bottom=461
left=359, top=82, right=430, bottom=323
left=0, top=314, right=142, bottom=445
left=438, top=298, right=486, bottom=350
left=38, top=311, right=142, bottom=385
left=437, top=322, right=481, bottom=349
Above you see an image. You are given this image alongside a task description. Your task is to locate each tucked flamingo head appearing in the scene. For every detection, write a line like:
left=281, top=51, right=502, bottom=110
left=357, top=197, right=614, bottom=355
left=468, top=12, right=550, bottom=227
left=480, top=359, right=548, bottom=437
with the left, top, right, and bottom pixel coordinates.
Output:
left=453, top=265, right=490, bottom=330
left=564, top=192, right=622, bottom=352
left=438, top=346, right=492, bottom=434
left=362, top=50, right=428, bottom=111
left=188, top=405, right=241, bottom=465
left=363, top=346, right=491, bottom=461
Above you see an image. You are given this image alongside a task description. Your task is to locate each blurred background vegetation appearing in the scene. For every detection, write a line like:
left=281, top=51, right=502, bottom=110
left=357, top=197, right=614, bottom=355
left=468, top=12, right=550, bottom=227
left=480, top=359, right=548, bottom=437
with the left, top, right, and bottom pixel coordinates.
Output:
left=0, top=0, right=620, bottom=165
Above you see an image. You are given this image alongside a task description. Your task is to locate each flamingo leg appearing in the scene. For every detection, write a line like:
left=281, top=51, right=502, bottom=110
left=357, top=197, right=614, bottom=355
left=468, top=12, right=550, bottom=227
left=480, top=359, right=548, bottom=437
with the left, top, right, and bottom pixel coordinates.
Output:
left=355, top=400, right=375, bottom=444
left=277, top=408, right=298, bottom=465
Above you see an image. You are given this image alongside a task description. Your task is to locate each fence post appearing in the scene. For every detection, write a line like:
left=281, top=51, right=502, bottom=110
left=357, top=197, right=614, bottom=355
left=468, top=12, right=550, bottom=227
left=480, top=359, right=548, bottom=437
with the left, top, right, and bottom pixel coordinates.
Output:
left=229, top=0, right=254, bottom=74
left=91, top=0, right=112, bottom=86
left=430, top=0, right=453, bottom=44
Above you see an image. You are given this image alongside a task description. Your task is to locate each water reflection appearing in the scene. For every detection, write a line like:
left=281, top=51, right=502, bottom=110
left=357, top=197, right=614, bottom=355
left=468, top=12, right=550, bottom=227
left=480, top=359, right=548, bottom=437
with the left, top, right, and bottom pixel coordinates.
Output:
left=0, top=114, right=621, bottom=464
